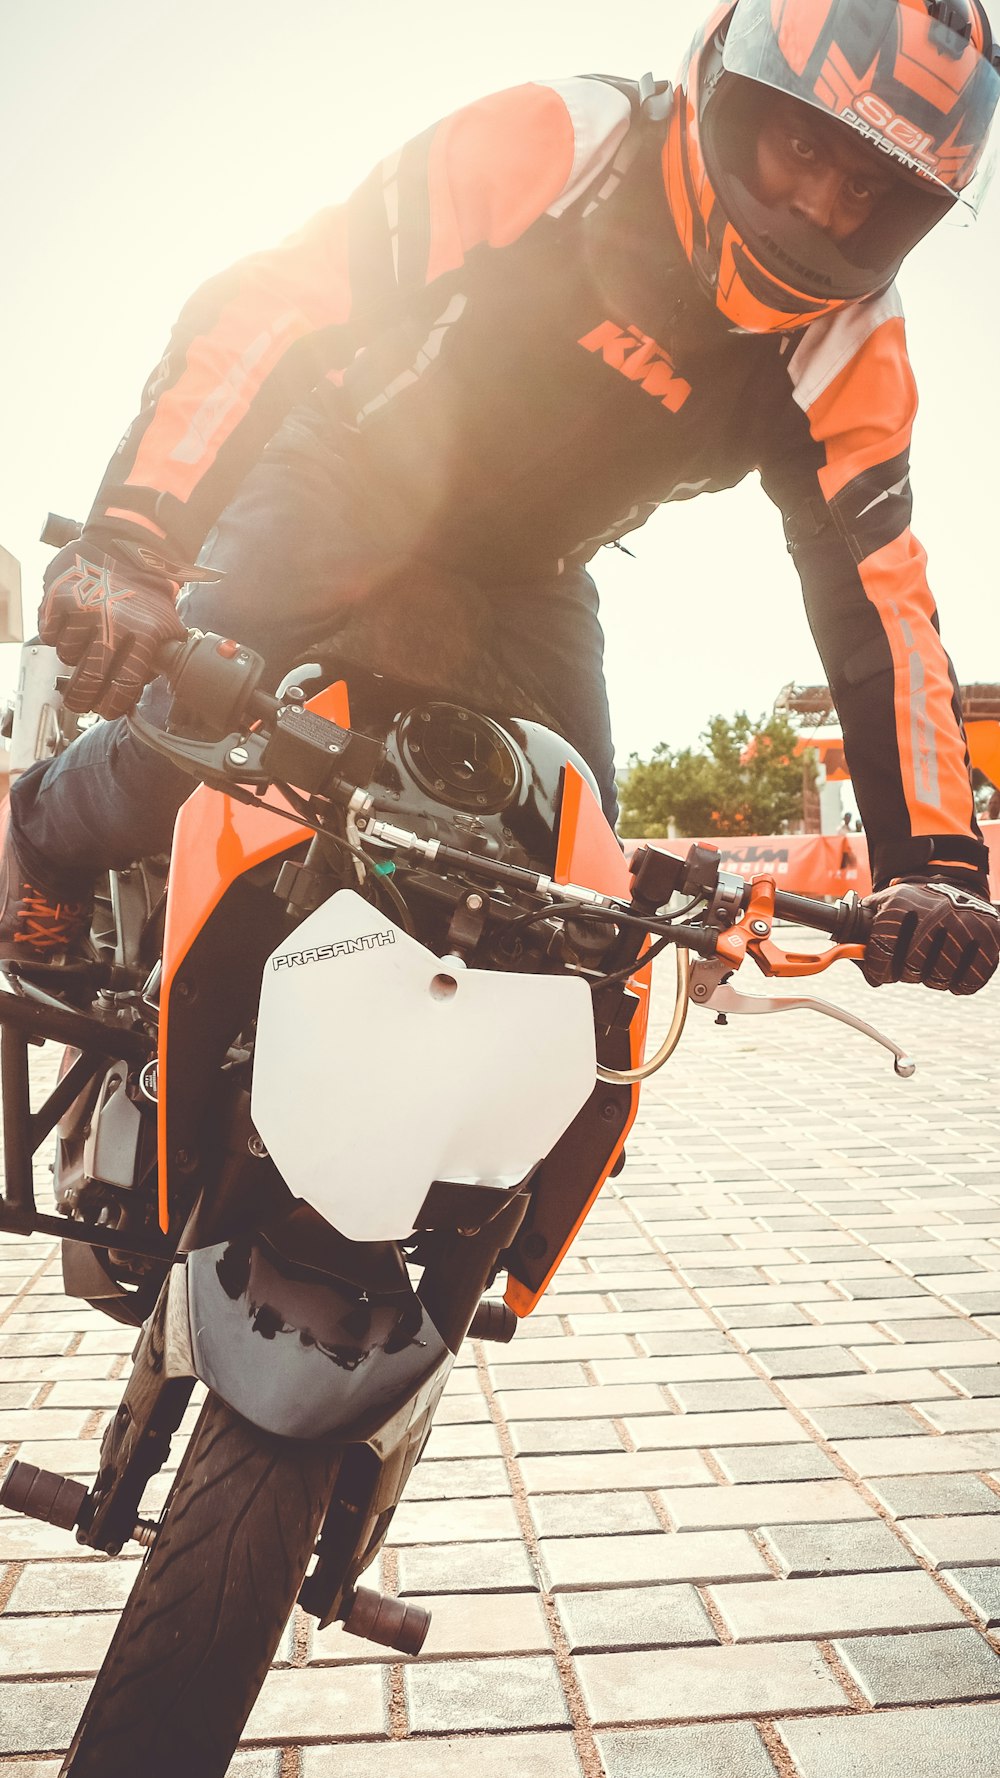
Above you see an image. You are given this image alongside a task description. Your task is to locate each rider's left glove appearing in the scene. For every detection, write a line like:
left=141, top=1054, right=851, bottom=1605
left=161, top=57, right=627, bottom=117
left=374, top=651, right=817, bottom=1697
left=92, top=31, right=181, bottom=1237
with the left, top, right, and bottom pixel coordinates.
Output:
left=861, top=876, right=1000, bottom=996
left=39, top=540, right=189, bottom=721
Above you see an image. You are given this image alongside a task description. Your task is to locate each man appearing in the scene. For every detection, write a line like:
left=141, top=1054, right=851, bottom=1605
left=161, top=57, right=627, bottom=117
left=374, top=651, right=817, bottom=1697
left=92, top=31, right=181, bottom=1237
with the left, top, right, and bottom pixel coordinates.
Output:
left=3, top=0, right=999, bottom=994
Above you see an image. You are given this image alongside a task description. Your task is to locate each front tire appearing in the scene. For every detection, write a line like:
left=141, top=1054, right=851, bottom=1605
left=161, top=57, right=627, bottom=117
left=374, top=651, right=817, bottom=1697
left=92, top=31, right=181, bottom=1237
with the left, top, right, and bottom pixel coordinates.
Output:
left=60, top=1393, right=341, bottom=1778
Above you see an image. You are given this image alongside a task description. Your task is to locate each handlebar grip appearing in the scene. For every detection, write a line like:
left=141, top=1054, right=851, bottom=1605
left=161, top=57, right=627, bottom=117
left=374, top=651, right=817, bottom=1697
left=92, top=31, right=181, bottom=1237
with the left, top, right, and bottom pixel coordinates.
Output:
left=772, top=889, right=873, bottom=947
left=157, top=638, right=188, bottom=681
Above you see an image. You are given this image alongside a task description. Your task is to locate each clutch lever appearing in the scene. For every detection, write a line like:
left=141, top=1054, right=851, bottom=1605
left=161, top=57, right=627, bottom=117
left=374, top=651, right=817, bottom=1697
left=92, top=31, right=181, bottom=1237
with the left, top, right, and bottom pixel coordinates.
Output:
left=688, top=958, right=916, bottom=1079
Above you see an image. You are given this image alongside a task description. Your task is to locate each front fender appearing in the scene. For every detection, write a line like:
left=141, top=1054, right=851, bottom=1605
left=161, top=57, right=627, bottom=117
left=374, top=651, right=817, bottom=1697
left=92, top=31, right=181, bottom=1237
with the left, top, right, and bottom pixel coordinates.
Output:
left=180, top=1235, right=451, bottom=1440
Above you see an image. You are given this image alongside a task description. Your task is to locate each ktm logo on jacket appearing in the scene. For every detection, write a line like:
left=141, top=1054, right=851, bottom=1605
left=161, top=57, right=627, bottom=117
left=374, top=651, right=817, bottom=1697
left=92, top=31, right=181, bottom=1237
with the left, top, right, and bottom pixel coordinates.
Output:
left=579, top=321, right=692, bottom=413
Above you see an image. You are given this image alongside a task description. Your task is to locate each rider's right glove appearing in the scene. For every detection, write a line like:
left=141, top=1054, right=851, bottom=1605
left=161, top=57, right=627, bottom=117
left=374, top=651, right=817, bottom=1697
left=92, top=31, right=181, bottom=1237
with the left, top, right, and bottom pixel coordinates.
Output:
left=39, top=539, right=190, bottom=721
left=860, top=876, right=1000, bottom=996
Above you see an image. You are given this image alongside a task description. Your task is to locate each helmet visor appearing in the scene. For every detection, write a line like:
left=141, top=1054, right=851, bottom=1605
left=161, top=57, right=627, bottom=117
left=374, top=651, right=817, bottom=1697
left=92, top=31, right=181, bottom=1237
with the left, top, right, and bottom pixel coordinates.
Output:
left=723, top=0, right=1000, bottom=210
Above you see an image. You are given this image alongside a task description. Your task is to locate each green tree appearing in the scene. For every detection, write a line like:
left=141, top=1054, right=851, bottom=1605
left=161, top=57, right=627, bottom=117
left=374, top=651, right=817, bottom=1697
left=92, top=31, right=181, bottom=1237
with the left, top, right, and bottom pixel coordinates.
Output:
left=618, top=710, right=813, bottom=839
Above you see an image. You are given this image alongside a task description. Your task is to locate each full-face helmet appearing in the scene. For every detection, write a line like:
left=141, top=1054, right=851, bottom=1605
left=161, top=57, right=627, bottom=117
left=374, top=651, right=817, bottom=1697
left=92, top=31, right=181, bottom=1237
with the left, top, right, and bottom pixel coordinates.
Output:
left=666, top=0, right=1000, bottom=331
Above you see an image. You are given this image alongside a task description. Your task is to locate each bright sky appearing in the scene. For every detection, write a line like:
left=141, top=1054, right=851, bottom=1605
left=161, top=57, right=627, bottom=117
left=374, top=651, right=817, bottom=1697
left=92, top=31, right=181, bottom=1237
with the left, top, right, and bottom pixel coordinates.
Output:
left=2, top=0, right=998, bottom=764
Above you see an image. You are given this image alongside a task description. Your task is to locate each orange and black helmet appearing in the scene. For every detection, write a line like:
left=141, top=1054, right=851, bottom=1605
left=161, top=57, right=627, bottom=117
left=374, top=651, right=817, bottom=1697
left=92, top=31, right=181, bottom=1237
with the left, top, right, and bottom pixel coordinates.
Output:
left=666, top=0, right=1000, bottom=332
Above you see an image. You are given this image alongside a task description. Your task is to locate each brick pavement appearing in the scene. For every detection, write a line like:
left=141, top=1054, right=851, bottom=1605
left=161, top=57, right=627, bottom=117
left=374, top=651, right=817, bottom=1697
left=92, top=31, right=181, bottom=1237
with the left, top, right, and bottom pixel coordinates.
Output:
left=1, top=953, right=999, bottom=1775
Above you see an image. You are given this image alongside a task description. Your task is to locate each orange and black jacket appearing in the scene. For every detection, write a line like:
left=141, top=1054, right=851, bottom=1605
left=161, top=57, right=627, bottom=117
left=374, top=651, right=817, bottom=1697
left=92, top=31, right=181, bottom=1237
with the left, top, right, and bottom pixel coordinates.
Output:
left=87, top=77, right=986, bottom=889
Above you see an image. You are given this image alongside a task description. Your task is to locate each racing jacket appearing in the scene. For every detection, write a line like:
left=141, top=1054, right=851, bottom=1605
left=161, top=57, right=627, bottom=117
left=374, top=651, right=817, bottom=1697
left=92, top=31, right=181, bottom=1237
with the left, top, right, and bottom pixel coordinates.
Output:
left=85, top=76, right=986, bottom=889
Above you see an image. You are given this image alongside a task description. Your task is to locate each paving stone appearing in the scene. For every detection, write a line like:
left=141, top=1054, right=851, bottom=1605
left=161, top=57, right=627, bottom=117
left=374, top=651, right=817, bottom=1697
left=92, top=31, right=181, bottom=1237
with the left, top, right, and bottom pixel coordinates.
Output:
left=388, top=1497, right=521, bottom=1545
left=310, top=1592, right=551, bottom=1662
left=832, top=1626, right=1000, bottom=1706
left=943, top=1566, right=1000, bottom=1627
left=518, top=1449, right=713, bottom=1494
left=625, top=1409, right=809, bottom=1449
left=811, top=1298, right=952, bottom=1324
left=833, top=1276, right=928, bottom=1298
left=243, top=1665, right=385, bottom=1741
left=405, top=1653, right=569, bottom=1733
left=567, top=1309, right=713, bottom=1338
left=707, top=1569, right=962, bottom=1640
left=595, top=1723, right=776, bottom=1778
left=733, top=1324, right=888, bottom=1351
left=492, top=1335, right=635, bottom=1366
left=426, top=1393, right=491, bottom=1427
left=803, top=1405, right=927, bottom=1439
left=303, top=1735, right=583, bottom=1778
left=900, top=1515, right=1000, bottom=1569
left=699, top=1283, right=838, bottom=1305
left=942, top=1367, right=1000, bottom=1397
left=591, top=1355, right=756, bottom=1386
left=831, top=1432, right=1000, bottom=1476
left=716, top=1305, right=812, bottom=1328
left=759, top=1519, right=918, bottom=1576
left=0, top=1613, right=117, bottom=1677
left=529, top=1490, right=661, bottom=1538
left=676, top=1268, right=765, bottom=1287
left=777, top=1702, right=1000, bottom=1777
left=507, top=1419, right=624, bottom=1457
left=0, top=1383, right=38, bottom=1407
left=403, top=1459, right=510, bottom=1501
left=0, top=1356, right=120, bottom=1382
left=878, top=1318, right=999, bottom=1342
left=782, top=1372, right=954, bottom=1408
left=851, top=1340, right=1000, bottom=1371
left=666, top=1380, right=779, bottom=1413
left=754, top=1347, right=863, bottom=1378
left=421, top=1422, right=503, bottom=1460
left=869, top=1474, right=1000, bottom=1518
left=493, top=1385, right=667, bottom=1420
left=944, top=1293, right=1000, bottom=1316
left=916, top=1398, right=1000, bottom=1433
left=555, top=1582, right=717, bottom=1653
left=0, top=1516, right=109, bottom=1561
left=662, top=1480, right=875, bottom=1530
left=576, top=1638, right=847, bottom=1723
left=538, top=1529, right=770, bottom=1590
left=485, top=1362, right=589, bottom=1390
left=636, top=1332, right=734, bottom=1357
left=395, top=1540, right=536, bottom=1595
left=712, top=1444, right=839, bottom=1483
left=6, top=1557, right=140, bottom=1613
left=903, top=1253, right=989, bottom=1274
left=0, top=1679, right=92, bottom=1755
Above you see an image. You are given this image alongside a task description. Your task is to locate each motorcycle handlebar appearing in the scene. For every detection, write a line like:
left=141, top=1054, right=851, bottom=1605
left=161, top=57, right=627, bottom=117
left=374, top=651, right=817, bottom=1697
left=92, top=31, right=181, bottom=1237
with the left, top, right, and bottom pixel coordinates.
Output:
left=154, top=634, right=877, bottom=954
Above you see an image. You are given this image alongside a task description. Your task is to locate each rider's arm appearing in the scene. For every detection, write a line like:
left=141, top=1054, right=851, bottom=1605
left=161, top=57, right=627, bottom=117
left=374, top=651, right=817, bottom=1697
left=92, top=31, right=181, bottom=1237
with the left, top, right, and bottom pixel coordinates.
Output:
left=758, top=292, right=987, bottom=892
left=84, top=80, right=632, bottom=564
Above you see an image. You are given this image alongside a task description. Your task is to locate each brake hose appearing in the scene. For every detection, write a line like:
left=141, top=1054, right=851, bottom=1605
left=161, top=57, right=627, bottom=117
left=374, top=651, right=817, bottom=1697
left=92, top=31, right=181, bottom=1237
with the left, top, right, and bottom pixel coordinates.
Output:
left=596, top=944, right=691, bottom=1084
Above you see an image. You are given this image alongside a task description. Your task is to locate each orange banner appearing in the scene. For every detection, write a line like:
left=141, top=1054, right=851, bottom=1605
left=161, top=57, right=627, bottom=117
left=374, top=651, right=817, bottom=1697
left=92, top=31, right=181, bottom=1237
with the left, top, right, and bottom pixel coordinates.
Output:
left=629, top=826, right=1000, bottom=901
left=625, top=833, right=872, bottom=899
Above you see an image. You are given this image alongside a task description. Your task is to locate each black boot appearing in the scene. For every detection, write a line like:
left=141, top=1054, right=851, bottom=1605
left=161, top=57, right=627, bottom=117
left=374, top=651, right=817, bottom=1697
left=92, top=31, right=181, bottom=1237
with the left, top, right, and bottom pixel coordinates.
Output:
left=0, top=803, right=94, bottom=970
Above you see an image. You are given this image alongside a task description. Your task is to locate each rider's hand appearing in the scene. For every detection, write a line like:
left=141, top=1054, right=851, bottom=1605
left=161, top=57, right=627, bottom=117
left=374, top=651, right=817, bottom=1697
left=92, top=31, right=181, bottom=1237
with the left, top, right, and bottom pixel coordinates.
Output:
left=39, top=540, right=188, bottom=721
left=861, top=876, right=1000, bottom=996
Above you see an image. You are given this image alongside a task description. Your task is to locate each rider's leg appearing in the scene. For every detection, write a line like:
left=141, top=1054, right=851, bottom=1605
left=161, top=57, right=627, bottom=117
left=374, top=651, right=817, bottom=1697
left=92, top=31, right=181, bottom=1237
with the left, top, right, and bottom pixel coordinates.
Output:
left=485, top=566, right=619, bottom=825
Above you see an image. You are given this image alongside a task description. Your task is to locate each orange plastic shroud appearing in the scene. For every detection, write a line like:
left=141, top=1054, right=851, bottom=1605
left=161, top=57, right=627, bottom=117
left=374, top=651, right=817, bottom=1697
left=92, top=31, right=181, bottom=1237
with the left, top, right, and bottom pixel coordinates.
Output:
left=157, top=683, right=350, bottom=1230
left=505, top=765, right=652, bottom=1318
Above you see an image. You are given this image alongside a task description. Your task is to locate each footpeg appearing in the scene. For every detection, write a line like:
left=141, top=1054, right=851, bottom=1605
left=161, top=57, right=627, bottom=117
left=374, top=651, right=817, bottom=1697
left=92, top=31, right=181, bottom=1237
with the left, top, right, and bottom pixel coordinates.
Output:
left=0, top=1461, right=87, bottom=1530
left=468, top=1299, right=518, bottom=1343
left=340, top=1586, right=431, bottom=1655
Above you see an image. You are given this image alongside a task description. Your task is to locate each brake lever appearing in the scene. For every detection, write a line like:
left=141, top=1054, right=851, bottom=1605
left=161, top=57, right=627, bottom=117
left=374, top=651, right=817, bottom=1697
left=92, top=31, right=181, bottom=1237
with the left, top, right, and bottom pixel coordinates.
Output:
left=688, top=958, right=916, bottom=1078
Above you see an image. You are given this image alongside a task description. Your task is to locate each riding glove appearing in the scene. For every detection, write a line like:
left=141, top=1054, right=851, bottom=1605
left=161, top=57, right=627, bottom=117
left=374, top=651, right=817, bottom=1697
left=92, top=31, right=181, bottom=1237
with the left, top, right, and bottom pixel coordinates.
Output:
left=861, top=875, right=1000, bottom=996
left=39, top=540, right=189, bottom=721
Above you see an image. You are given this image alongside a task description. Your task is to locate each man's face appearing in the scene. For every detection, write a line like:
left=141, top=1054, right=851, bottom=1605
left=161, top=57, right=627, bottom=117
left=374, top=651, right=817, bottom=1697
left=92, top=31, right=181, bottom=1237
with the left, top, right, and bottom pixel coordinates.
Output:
left=751, top=94, right=896, bottom=242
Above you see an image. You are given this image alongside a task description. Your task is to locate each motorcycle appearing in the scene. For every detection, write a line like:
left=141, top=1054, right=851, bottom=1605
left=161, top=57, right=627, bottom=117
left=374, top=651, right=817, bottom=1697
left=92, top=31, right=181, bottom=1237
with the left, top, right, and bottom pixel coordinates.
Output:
left=0, top=550, right=913, bottom=1776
